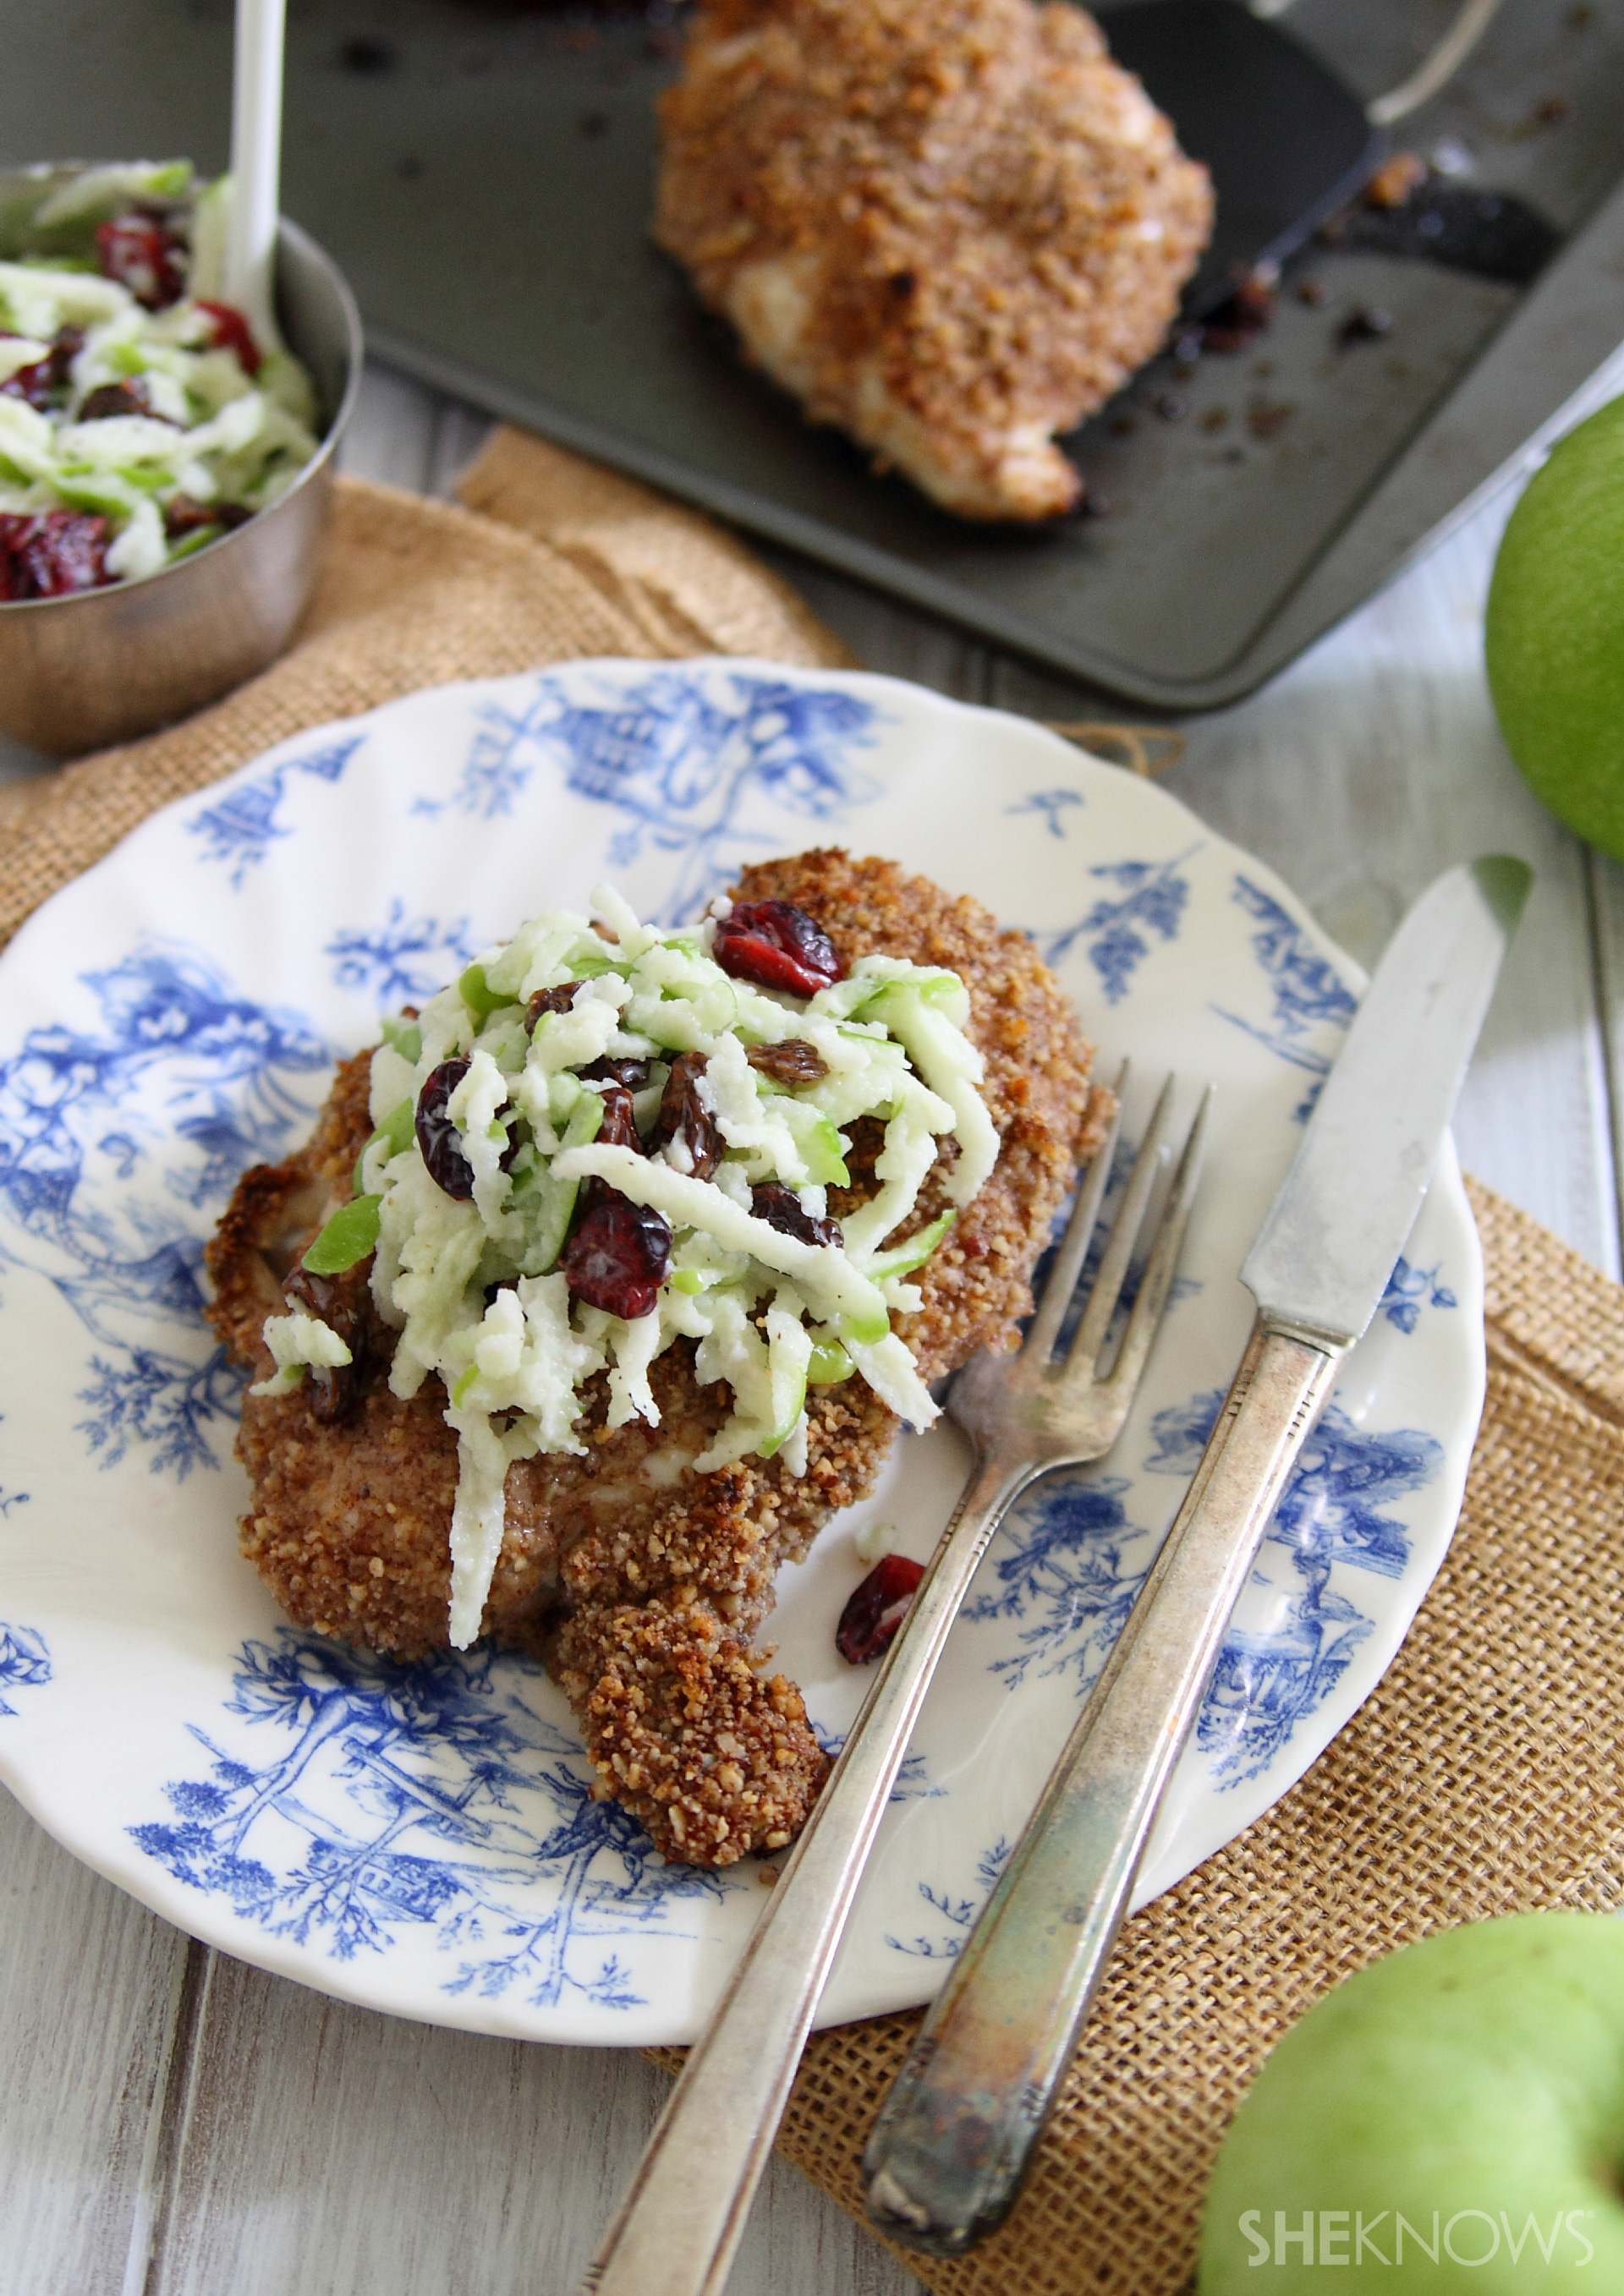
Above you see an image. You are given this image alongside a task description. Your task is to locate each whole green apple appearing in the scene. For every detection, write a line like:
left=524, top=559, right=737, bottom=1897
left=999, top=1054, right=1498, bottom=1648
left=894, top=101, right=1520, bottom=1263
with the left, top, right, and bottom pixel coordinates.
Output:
left=1486, top=394, right=1624, bottom=859
left=1199, top=1912, right=1624, bottom=2291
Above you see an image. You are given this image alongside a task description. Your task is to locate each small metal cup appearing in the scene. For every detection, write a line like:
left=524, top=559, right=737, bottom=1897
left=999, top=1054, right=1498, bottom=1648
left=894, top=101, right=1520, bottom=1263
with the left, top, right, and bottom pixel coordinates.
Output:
left=0, top=178, right=362, bottom=758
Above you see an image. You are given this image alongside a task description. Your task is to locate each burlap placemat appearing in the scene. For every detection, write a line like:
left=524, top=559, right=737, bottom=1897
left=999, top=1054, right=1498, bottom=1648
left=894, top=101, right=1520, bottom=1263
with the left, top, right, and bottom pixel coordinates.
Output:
left=6, top=429, right=1620, bottom=2296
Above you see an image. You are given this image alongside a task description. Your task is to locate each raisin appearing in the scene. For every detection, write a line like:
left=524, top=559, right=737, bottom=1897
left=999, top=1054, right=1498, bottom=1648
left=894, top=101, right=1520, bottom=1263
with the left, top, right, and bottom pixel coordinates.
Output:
left=526, top=982, right=580, bottom=1030
left=648, top=1050, right=722, bottom=1181
left=283, top=1264, right=373, bottom=1426
left=0, top=323, right=81, bottom=411
left=563, top=1193, right=672, bottom=1318
left=573, top=1080, right=643, bottom=1218
left=77, top=378, right=153, bottom=422
left=96, top=210, right=188, bottom=310
left=162, top=495, right=252, bottom=540
left=194, top=299, right=262, bottom=376
left=414, top=1059, right=475, bottom=1199
left=713, top=901, right=844, bottom=997
left=0, top=510, right=112, bottom=600
left=579, top=1056, right=652, bottom=1091
left=751, top=1181, right=841, bottom=1250
left=746, top=1038, right=828, bottom=1085
left=837, top=1554, right=924, bottom=1664
left=589, top=1081, right=643, bottom=1153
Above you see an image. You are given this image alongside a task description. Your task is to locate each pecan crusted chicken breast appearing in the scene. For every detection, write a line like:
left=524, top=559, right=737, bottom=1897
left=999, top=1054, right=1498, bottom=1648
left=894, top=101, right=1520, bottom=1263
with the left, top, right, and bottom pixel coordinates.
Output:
left=654, top=0, right=1213, bottom=520
left=206, top=853, right=1111, bottom=1865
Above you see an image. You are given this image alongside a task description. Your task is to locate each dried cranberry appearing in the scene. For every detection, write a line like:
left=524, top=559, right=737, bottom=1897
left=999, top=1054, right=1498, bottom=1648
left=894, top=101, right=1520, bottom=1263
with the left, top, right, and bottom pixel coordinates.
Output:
left=0, top=324, right=80, bottom=411
left=563, top=1193, right=672, bottom=1318
left=750, top=1181, right=841, bottom=1250
left=283, top=1264, right=373, bottom=1426
left=415, top=1059, right=475, bottom=1199
left=0, top=510, right=112, bottom=600
left=525, top=982, right=581, bottom=1029
left=194, top=298, right=263, bottom=375
left=648, top=1051, right=722, bottom=1181
left=837, top=1554, right=924, bottom=1664
left=96, top=210, right=188, bottom=310
left=579, top=1056, right=652, bottom=1092
left=77, top=378, right=153, bottom=422
left=49, top=325, right=84, bottom=384
left=746, top=1038, right=828, bottom=1085
left=713, top=901, right=845, bottom=998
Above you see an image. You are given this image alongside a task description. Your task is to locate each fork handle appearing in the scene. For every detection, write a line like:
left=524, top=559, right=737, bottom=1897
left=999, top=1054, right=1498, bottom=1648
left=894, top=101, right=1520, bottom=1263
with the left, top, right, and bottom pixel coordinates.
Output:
left=861, top=1322, right=1343, bottom=2259
left=581, top=1446, right=1039, bottom=2296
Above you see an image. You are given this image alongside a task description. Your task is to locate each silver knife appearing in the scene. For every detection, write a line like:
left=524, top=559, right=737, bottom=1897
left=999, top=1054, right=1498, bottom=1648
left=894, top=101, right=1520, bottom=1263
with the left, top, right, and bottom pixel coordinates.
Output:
left=861, top=854, right=1531, bottom=2259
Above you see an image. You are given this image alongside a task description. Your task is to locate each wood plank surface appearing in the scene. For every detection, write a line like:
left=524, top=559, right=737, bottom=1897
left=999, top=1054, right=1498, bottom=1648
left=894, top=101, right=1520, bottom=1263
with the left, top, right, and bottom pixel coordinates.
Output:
left=2, top=352, right=1617, bottom=2296
left=0, top=1791, right=192, bottom=2296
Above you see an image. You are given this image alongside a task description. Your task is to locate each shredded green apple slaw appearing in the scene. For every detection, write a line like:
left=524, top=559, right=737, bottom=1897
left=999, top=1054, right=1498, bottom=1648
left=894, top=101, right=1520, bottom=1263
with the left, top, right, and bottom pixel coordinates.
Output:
left=0, top=162, right=319, bottom=581
left=257, top=887, right=997, bottom=1647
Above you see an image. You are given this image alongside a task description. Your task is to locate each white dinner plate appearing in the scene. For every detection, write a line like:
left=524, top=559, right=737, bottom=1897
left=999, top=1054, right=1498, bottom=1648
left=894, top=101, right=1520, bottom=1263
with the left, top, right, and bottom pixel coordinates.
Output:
left=0, top=660, right=1482, bottom=2046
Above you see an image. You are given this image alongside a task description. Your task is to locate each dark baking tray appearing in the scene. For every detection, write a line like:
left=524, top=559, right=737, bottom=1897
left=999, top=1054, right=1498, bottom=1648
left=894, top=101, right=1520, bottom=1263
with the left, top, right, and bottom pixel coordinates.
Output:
left=5, top=0, right=1622, bottom=706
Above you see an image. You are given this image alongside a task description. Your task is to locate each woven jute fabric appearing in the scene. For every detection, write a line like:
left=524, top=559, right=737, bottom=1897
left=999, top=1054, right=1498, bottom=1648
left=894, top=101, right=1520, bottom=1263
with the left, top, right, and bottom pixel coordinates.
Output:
left=7, top=430, right=1621, bottom=2296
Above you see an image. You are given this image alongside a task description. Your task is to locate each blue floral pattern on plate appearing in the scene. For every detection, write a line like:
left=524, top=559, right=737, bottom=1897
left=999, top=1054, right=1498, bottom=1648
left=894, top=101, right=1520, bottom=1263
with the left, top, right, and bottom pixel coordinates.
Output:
left=129, top=1631, right=728, bottom=2009
left=1037, top=847, right=1198, bottom=1005
left=326, top=903, right=480, bottom=1007
left=0, top=1622, right=50, bottom=1715
left=0, top=659, right=1484, bottom=2045
left=1006, top=789, right=1084, bottom=840
left=0, top=944, right=330, bottom=1476
left=1213, top=875, right=1359, bottom=1118
left=188, top=736, right=365, bottom=888
left=413, top=669, right=884, bottom=920
left=1380, top=1257, right=1458, bottom=1332
left=1144, top=1389, right=1442, bottom=1784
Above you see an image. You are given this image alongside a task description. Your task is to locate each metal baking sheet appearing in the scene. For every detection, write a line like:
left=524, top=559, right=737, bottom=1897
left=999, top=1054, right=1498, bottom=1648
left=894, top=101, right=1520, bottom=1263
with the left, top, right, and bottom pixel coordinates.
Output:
left=4, top=0, right=1623, bottom=706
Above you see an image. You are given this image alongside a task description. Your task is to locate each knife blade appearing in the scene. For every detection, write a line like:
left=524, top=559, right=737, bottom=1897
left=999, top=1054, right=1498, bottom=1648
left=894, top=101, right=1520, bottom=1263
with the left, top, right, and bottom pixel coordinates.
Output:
left=861, top=855, right=1530, bottom=2260
left=1243, top=855, right=1533, bottom=1346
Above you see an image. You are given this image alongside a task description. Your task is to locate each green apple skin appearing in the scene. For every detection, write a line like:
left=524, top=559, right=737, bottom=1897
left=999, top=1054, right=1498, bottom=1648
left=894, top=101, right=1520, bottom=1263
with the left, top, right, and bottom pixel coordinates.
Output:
left=1199, top=1912, right=1624, bottom=2292
left=1486, top=394, right=1624, bottom=860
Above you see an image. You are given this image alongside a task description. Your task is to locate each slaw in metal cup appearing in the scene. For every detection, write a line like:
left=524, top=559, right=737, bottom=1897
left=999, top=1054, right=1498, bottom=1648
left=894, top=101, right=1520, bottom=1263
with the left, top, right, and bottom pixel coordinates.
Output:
left=0, top=165, right=361, bottom=759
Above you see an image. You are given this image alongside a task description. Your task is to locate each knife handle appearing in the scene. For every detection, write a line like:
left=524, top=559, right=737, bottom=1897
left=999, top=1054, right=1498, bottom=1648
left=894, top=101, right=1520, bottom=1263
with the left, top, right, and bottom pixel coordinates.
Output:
left=861, top=1322, right=1342, bottom=2259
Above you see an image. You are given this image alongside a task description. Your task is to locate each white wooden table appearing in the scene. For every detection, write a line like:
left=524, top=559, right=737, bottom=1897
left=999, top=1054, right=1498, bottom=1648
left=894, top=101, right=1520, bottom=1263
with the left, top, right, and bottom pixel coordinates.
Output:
left=3, top=359, right=1621, bottom=2296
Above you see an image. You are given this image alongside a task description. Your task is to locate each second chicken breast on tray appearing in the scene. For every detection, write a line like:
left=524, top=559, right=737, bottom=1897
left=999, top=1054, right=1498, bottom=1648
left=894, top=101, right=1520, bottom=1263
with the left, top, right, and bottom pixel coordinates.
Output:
left=655, top=0, right=1213, bottom=522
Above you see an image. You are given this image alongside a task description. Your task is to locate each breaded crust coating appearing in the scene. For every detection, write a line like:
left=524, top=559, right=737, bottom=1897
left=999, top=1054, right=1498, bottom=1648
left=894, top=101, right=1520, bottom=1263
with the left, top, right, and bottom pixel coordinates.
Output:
left=206, top=852, right=1109, bottom=1864
left=655, top=0, right=1212, bottom=520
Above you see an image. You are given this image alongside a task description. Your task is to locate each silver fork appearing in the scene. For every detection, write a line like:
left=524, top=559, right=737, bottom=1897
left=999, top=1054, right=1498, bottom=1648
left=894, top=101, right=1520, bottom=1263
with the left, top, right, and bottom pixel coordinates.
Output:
left=581, top=1068, right=1210, bottom=2296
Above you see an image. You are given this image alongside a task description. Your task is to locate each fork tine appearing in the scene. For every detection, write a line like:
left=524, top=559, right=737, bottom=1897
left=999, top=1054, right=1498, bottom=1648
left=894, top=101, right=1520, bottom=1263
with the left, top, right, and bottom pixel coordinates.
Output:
left=1063, top=1072, right=1179, bottom=1376
left=1023, top=1064, right=1127, bottom=1362
left=1100, top=1083, right=1212, bottom=1399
